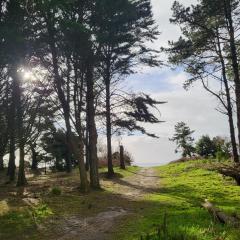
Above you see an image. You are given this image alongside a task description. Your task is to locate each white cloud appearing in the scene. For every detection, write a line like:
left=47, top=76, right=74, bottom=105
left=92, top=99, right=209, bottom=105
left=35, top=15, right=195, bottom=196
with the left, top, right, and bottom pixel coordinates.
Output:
left=97, top=0, right=232, bottom=167
left=116, top=0, right=232, bottom=167
left=116, top=71, right=232, bottom=167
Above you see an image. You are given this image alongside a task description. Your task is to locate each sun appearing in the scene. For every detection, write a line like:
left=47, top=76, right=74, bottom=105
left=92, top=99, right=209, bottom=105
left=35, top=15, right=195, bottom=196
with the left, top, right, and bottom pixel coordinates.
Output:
left=21, top=68, right=36, bottom=81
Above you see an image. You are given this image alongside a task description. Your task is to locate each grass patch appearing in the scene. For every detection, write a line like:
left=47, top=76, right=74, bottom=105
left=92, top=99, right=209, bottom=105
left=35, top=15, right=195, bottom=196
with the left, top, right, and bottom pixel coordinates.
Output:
left=0, top=204, right=52, bottom=240
left=115, top=160, right=240, bottom=240
left=1, top=162, right=239, bottom=240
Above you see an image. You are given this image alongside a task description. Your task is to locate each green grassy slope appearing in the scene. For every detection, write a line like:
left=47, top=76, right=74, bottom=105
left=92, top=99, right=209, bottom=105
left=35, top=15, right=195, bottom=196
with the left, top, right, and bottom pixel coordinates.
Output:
left=117, top=160, right=240, bottom=240
left=1, top=162, right=240, bottom=240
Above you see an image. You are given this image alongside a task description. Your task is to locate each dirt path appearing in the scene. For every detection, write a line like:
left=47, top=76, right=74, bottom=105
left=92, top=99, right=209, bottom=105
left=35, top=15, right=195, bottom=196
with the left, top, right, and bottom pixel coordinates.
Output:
left=112, top=168, right=160, bottom=199
left=53, top=168, right=160, bottom=240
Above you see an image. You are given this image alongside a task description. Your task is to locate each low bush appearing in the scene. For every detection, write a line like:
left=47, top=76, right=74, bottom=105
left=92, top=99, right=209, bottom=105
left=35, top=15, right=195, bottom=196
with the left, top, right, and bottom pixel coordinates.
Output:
left=50, top=187, right=62, bottom=196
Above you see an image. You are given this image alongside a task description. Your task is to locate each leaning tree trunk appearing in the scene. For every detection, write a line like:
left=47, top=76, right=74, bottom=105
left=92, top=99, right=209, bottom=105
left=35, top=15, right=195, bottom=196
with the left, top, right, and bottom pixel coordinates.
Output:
left=105, top=76, right=114, bottom=178
left=46, top=14, right=72, bottom=173
left=86, top=62, right=100, bottom=189
left=46, top=12, right=91, bottom=192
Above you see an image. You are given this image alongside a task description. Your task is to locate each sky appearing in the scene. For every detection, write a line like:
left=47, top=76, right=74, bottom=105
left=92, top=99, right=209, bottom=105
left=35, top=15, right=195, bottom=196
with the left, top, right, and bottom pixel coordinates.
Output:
left=114, top=0, right=232, bottom=167
left=4, top=0, right=231, bottom=168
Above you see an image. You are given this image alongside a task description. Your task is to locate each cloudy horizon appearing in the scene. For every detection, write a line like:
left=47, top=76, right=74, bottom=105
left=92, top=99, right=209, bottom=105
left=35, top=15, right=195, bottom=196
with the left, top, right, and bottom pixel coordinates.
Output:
left=115, top=0, right=232, bottom=167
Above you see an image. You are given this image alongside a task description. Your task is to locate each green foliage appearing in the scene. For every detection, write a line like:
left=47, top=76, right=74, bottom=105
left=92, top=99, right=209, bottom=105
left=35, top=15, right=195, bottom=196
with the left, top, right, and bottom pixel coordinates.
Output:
left=50, top=187, right=62, bottom=196
left=32, top=204, right=53, bottom=220
left=216, top=151, right=229, bottom=162
left=195, top=135, right=216, bottom=158
left=0, top=210, right=36, bottom=239
left=170, top=122, right=195, bottom=157
left=41, top=129, right=73, bottom=171
left=213, top=137, right=231, bottom=161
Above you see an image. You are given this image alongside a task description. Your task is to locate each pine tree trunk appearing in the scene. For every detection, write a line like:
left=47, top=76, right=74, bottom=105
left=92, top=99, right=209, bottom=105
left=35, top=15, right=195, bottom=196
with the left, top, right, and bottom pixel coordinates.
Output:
left=86, top=63, right=100, bottom=189
left=120, top=145, right=126, bottom=170
left=65, top=119, right=72, bottom=173
left=46, top=15, right=72, bottom=173
left=76, top=135, right=89, bottom=192
left=7, top=67, right=17, bottom=181
left=85, top=124, right=90, bottom=172
left=8, top=135, right=16, bottom=181
left=106, top=78, right=114, bottom=178
left=12, top=66, right=27, bottom=187
left=17, top=142, right=27, bottom=187
left=31, top=145, right=38, bottom=170
left=0, top=137, right=8, bottom=172
left=216, top=32, right=239, bottom=162
left=0, top=155, right=4, bottom=171
left=224, top=1, right=240, bottom=157
left=72, top=116, right=89, bottom=191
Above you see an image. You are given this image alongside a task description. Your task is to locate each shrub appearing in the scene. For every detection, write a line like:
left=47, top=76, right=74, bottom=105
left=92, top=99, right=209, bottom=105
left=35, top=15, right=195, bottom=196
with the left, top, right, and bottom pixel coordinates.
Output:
left=33, top=204, right=53, bottom=221
left=50, top=187, right=62, bottom=196
left=195, top=135, right=216, bottom=158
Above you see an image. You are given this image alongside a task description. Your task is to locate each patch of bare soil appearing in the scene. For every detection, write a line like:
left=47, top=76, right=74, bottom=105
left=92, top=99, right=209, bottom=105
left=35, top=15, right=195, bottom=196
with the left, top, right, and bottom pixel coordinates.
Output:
left=52, top=168, right=160, bottom=240
left=113, top=168, right=160, bottom=199
left=54, top=207, right=127, bottom=240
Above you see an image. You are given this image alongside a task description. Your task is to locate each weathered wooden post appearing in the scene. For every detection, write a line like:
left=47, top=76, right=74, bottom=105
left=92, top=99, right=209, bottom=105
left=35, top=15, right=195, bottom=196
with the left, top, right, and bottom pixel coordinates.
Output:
left=120, top=145, right=126, bottom=169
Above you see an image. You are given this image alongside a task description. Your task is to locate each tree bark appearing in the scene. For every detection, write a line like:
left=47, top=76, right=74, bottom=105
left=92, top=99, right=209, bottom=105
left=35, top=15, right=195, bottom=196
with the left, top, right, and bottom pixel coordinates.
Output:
left=202, top=199, right=239, bottom=226
left=86, top=62, right=100, bottom=189
left=120, top=145, right=126, bottom=170
left=45, top=13, right=90, bottom=192
left=8, top=131, right=16, bottom=181
left=17, top=142, right=27, bottom=186
left=223, top=1, right=240, bottom=157
left=74, top=134, right=89, bottom=192
left=85, top=125, right=90, bottom=172
left=105, top=76, right=114, bottom=178
left=7, top=68, right=17, bottom=181
left=46, top=13, right=72, bottom=173
left=64, top=118, right=73, bottom=173
left=216, top=32, right=239, bottom=162
left=30, top=144, right=38, bottom=170
left=12, top=67, right=27, bottom=187
left=0, top=155, right=4, bottom=171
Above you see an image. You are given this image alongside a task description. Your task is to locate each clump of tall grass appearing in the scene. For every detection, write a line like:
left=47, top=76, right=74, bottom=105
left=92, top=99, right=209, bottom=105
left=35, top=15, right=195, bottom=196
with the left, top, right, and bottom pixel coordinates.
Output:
left=140, top=214, right=196, bottom=240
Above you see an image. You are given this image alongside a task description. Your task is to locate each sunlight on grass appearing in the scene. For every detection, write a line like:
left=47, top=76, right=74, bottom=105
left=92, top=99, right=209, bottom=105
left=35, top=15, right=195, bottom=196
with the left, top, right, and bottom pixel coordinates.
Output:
left=1, top=162, right=240, bottom=240
left=116, top=160, right=240, bottom=240
left=0, top=200, right=9, bottom=216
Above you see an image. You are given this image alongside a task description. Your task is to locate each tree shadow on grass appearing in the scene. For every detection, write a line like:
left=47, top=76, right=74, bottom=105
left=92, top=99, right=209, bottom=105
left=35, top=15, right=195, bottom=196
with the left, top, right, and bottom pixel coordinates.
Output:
left=0, top=170, right=240, bottom=240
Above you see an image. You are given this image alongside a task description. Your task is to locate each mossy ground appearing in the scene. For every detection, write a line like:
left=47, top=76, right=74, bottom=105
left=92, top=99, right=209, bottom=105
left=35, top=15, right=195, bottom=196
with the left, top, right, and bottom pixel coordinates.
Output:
left=0, top=162, right=240, bottom=240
